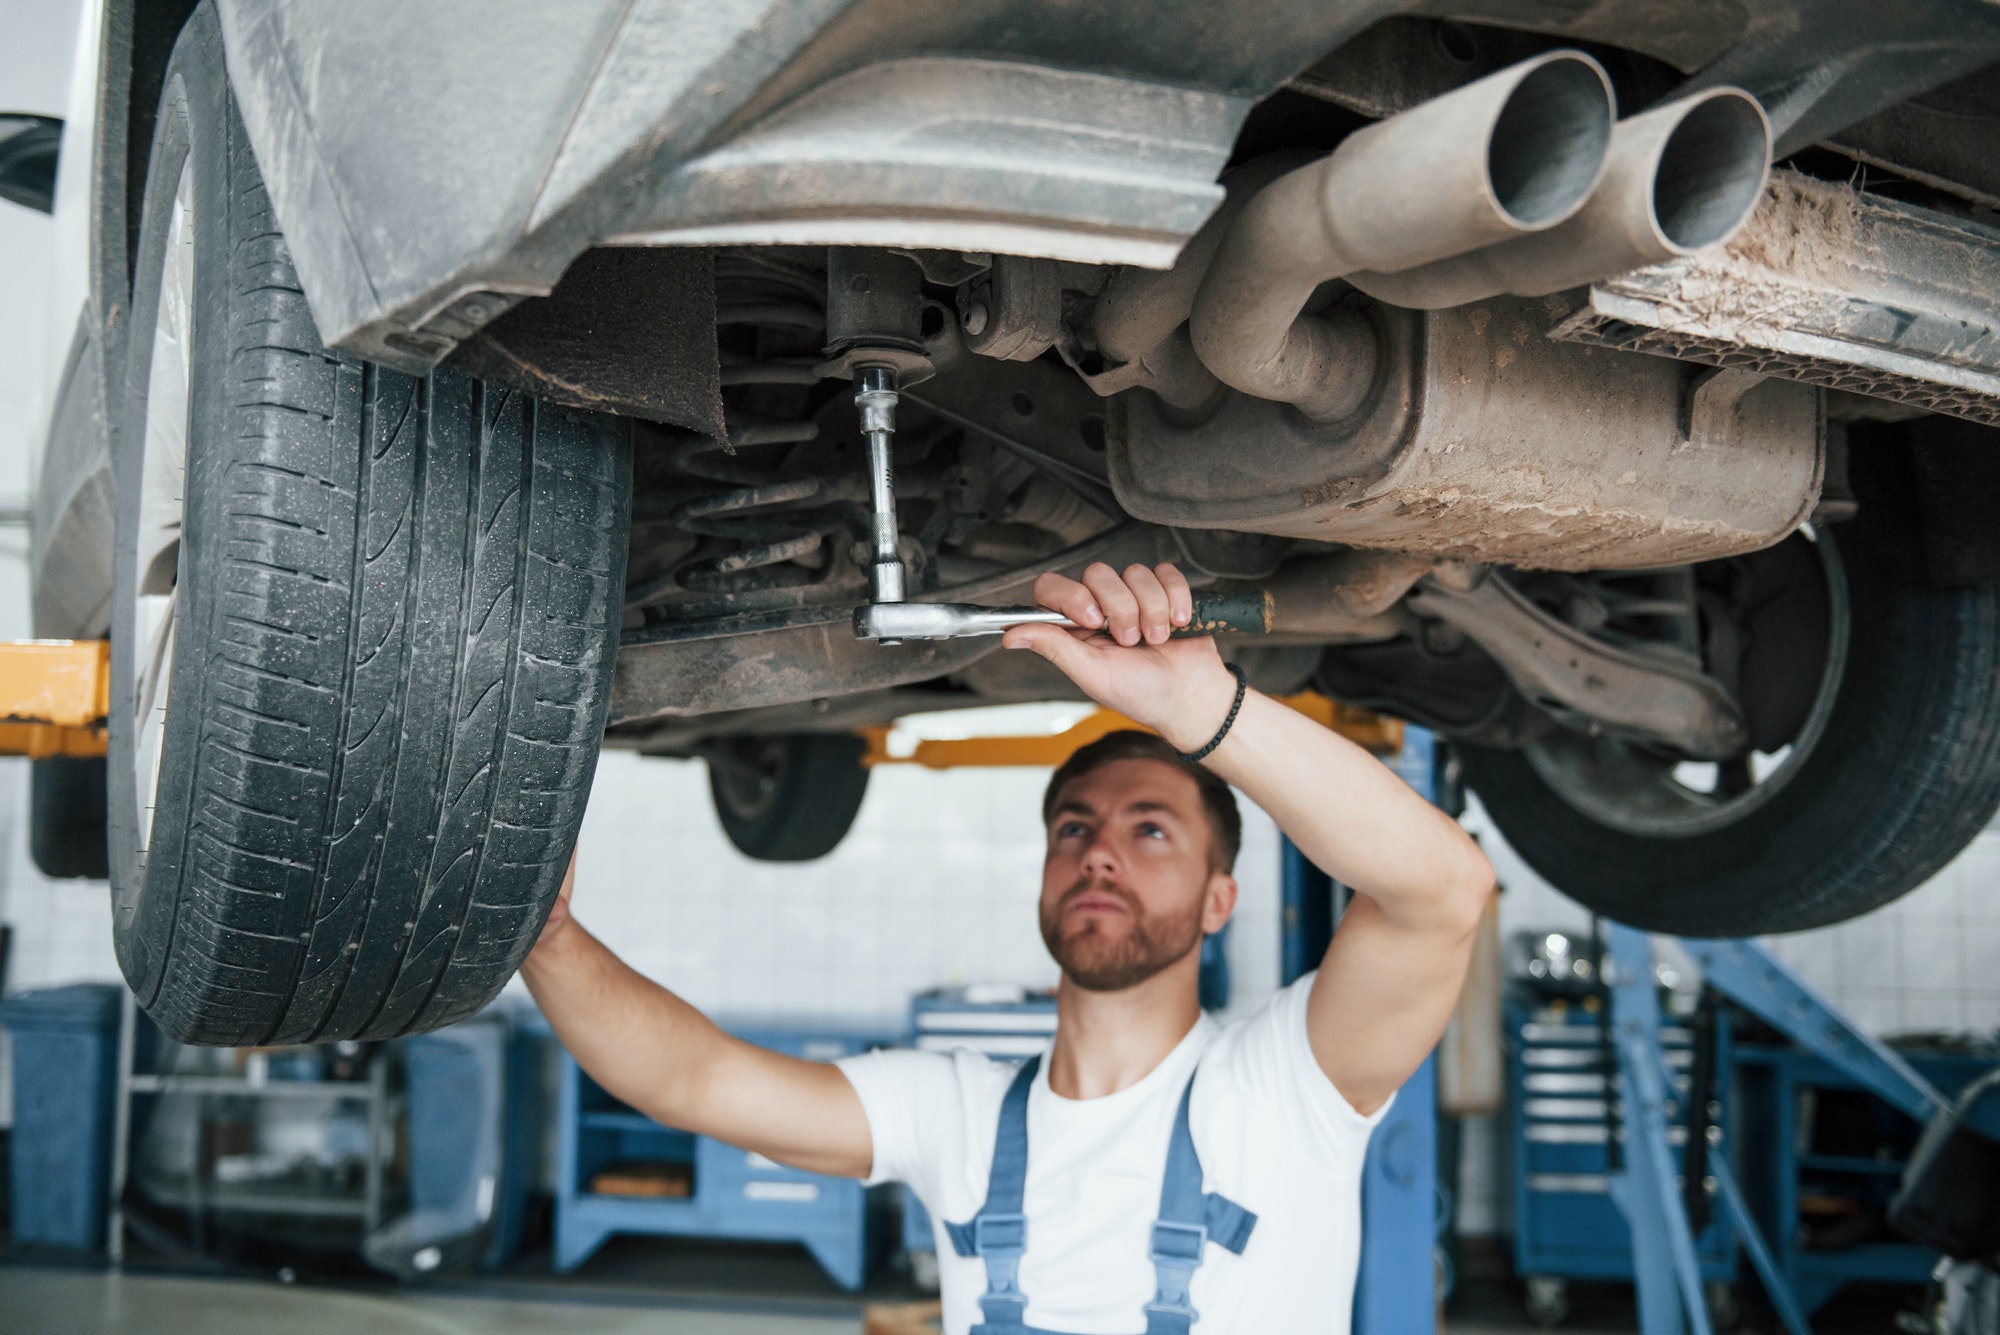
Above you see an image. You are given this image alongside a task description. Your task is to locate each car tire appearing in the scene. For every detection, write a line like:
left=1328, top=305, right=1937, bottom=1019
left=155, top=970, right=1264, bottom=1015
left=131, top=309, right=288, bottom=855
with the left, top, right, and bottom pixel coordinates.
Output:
left=1460, top=432, right=2000, bottom=936
left=108, top=4, right=631, bottom=1044
left=707, top=734, right=871, bottom=862
left=31, top=757, right=110, bottom=879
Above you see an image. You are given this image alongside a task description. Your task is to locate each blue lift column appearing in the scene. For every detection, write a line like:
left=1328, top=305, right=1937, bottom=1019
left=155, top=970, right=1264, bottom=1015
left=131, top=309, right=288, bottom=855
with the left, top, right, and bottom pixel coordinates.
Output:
left=1283, top=726, right=1439, bottom=1335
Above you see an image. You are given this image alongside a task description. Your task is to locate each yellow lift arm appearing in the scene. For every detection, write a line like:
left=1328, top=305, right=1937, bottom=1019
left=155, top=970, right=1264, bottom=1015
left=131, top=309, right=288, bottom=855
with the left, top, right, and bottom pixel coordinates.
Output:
left=0, top=640, right=110, bottom=758
left=859, top=693, right=1401, bottom=769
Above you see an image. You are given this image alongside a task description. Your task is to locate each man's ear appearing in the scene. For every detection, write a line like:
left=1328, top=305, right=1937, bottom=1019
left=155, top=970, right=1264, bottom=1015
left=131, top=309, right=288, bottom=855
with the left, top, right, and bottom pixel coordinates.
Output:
left=1202, top=872, right=1238, bottom=935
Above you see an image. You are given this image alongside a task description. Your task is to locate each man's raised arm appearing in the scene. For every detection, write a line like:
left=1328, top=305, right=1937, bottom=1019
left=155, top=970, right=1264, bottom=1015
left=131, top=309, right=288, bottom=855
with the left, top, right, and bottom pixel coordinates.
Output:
left=522, top=856, right=876, bottom=1178
left=1003, top=561, right=1495, bottom=1116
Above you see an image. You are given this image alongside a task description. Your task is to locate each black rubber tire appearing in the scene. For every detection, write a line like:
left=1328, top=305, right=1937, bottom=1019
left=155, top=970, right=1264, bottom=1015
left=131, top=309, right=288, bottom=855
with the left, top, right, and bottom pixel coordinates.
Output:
left=31, top=757, right=110, bottom=879
left=107, top=5, right=631, bottom=1044
left=707, top=734, right=871, bottom=862
left=1461, top=437, right=2000, bottom=936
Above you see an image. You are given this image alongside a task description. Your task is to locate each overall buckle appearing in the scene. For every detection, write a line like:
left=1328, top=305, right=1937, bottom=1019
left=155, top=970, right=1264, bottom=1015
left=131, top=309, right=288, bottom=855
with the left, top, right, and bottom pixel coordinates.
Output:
left=1149, top=1219, right=1207, bottom=1265
left=974, top=1212, right=1028, bottom=1257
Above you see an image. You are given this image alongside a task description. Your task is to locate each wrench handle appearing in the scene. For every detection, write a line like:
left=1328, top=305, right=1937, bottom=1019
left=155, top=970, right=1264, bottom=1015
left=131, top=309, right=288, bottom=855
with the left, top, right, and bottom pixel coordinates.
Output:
left=1177, top=589, right=1274, bottom=637
left=998, top=589, right=1272, bottom=637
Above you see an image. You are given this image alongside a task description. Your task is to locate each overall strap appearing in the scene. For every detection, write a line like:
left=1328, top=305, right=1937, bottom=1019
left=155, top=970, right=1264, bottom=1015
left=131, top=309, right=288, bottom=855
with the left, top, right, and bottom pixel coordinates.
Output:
left=1144, top=1070, right=1260, bottom=1335
left=945, top=1056, right=1040, bottom=1335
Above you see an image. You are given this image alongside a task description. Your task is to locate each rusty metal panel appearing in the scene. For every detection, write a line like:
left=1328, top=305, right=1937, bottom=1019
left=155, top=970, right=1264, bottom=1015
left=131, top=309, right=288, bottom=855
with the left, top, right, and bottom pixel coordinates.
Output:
left=1111, top=297, right=1823, bottom=570
left=1552, top=171, right=2000, bottom=427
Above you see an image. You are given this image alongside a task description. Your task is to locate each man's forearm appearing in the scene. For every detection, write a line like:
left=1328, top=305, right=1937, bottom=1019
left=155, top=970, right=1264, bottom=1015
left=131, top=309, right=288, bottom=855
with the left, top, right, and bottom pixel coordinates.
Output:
left=522, top=911, right=875, bottom=1178
left=1173, top=682, right=1491, bottom=930
left=521, top=921, right=730, bottom=1131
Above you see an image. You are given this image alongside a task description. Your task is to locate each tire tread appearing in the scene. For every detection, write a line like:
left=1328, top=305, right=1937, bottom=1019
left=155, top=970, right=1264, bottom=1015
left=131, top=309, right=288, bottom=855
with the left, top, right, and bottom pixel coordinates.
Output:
left=133, top=58, right=628, bottom=1043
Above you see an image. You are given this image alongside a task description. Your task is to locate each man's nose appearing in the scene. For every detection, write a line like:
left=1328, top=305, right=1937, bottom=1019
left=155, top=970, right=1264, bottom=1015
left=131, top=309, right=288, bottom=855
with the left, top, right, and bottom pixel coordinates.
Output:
left=1081, top=830, right=1120, bottom=876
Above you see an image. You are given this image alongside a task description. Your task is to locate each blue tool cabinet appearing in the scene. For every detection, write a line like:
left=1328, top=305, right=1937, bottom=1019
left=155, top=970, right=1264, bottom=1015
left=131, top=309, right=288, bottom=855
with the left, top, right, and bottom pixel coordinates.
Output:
left=1507, top=990, right=1738, bottom=1288
left=1733, top=1044, right=1995, bottom=1315
left=554, top=1022, right=895, bottom=1289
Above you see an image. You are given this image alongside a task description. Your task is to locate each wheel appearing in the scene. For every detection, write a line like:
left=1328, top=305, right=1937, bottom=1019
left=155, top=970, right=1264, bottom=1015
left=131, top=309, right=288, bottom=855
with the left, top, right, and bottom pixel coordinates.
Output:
left=706, top=734, right=871, bottom=862
left=1524, top=1274, right=1569, bottom=1327
left=31, top=757, right=109, bottom=879
left=1462, top=436, right=2000, bottom=936
left=107, top=5, right=631, bottom=1044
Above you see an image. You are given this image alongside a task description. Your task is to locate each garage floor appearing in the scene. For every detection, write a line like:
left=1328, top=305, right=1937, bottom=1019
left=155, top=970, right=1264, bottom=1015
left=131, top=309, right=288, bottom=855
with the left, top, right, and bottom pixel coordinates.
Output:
left=0, top=1253, right=1932, bottom=1333
left=0, top=1267, right=853, bottom=1335
left=0, top=1266, right=1614, bottom=1335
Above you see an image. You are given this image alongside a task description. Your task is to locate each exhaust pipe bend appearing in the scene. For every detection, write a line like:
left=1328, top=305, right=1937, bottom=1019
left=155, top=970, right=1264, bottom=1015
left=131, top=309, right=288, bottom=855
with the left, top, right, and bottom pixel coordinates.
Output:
left=1087, top=151, right=1319, bottom=409
left=1349, top=88, right=1772, bottom=310
left=1263, top=550, right=1433, bottom=634
left=1189, top=52, right=1613, bottom=419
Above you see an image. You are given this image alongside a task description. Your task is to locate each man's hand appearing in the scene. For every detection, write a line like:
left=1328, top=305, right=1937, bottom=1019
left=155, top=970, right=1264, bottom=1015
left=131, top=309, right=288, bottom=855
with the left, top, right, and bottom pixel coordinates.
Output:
left=1011, top=559, right=1494, bottom=1116
left=1001, top=562, right=1239, bottom=754
left=528, top=848, right=579, bottom=965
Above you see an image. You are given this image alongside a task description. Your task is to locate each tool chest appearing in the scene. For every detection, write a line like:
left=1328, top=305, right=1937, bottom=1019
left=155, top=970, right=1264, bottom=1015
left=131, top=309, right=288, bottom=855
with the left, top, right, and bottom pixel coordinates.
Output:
left=1506, top=989, right=1739, bottom=1294
left=554, top=1021, right=896, bottom=1289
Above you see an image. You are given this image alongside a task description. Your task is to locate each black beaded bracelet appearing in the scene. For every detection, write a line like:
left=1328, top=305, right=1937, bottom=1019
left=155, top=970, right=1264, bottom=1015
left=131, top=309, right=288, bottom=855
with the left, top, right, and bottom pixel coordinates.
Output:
left=1179, top=663, right=1248, bottom=764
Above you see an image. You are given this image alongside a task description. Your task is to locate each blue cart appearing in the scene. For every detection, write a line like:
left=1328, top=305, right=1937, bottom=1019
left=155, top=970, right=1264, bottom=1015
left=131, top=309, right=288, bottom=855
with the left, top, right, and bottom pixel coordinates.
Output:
left=1506, top=988, right=1737, bottom=1324
left=554, top=1021, right=897, bottom=1289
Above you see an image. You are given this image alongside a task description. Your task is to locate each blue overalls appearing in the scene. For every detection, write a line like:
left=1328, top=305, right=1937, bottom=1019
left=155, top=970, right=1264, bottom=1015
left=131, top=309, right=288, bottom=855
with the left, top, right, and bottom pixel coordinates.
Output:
left=943, top=1055, right=1259, bottom=1335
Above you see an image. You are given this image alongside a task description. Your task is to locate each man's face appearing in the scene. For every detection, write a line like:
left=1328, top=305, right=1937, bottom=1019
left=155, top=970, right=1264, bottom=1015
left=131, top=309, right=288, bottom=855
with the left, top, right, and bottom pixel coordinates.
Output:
left=1039, top=758, right=1235, bottom=993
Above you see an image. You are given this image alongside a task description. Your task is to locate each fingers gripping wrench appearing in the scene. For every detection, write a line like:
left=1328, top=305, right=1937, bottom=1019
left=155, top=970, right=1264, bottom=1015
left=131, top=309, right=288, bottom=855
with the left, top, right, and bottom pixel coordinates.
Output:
left=847, top=367, right=1270, bottom=643
left=853, top=594, right=1273, bottom=642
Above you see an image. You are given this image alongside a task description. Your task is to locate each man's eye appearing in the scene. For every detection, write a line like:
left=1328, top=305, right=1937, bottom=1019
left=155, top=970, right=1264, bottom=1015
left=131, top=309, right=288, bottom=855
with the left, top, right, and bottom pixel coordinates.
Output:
left=1138, top=822, right=1166, bottom=840
left=1058, top=821, right=1088, bottom=838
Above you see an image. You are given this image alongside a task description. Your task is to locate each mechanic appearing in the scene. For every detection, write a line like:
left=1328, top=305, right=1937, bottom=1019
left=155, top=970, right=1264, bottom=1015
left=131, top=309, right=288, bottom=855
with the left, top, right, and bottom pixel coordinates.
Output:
left=524, top=560, right=1496, bottom=1334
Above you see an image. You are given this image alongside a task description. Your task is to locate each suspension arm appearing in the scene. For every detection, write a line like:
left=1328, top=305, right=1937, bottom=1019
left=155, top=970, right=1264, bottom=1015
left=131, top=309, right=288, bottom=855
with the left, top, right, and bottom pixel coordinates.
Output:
left=1408, top=568, right=1749, bottom=759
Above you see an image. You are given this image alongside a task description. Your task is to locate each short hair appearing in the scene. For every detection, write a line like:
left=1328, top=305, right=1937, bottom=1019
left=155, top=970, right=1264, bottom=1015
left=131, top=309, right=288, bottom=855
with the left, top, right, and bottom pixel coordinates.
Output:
left=1041, top=730, right=1242, bottom=873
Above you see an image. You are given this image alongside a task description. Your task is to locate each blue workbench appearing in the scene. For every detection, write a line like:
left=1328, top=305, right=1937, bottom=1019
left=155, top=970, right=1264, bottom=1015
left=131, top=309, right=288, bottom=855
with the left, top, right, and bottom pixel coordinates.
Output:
left=553, top=1020, right=898, bottom=1289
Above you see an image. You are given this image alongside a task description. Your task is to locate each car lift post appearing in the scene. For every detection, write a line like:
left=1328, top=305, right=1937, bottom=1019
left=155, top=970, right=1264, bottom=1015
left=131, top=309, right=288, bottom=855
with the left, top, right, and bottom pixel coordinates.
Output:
left=1601, top=923, right=1966, bottom=1335
left=1283, top=727, right=1440, bottom=1335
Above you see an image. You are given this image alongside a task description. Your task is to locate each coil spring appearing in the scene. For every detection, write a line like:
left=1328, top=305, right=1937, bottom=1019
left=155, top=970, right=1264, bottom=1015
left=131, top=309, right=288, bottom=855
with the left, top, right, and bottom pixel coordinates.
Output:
left=670, top=422, right=827, bottom=592
left=716, top=253, right=827, bottom=388
left=625, top=257, right=847, bottom=605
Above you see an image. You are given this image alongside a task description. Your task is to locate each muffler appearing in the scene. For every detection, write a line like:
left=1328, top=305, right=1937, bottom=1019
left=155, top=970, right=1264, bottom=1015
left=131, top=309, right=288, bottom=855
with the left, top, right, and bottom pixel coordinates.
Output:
left=1349, top=88, right=1771, bottom=309
left=1188, top=51, right=1613, bottom=418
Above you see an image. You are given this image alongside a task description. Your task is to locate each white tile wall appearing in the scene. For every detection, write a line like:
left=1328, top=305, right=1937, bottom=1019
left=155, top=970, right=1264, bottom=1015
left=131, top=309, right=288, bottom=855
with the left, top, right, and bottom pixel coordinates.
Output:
left=1461, top=792, right=2000, bottom=1039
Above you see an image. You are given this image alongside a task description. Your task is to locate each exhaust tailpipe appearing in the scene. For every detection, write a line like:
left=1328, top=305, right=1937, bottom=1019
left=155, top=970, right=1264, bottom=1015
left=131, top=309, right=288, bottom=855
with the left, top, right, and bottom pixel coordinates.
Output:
left=1349, top=88, right=1771, bottom=309
left=1188, top=51, right=1613, bottom=419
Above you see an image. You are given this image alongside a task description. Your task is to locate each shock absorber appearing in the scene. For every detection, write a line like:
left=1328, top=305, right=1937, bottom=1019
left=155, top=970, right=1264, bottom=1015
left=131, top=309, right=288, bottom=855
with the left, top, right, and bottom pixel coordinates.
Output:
left=820, top=249, right=935, bottom=636
left=854, top=365, right=905, bottom=603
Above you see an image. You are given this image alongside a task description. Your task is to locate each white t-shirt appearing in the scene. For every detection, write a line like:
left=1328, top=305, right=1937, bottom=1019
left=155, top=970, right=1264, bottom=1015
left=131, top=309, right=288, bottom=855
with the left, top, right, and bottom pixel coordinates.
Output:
left=836, top=974, right=1389, bottom=1334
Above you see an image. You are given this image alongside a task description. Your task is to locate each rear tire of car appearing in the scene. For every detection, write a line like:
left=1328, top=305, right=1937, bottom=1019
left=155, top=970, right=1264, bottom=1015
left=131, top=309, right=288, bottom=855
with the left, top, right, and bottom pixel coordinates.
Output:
left=1460, top=433, right=2000, bottom=936
left=707, top=734, right=872, bottom=862
left=31, top=757, right=109, bottom=879
left=108, top=4, right=631, bottom=1044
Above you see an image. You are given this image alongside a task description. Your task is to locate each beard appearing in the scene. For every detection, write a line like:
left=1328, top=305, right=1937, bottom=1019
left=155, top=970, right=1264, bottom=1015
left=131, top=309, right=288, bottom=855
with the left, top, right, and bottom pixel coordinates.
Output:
left=1039, top=877, right=1206, bottom=993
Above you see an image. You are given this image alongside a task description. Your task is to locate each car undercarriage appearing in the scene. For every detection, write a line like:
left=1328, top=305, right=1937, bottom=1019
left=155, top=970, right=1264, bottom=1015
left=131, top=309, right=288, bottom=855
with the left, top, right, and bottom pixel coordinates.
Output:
left=30, top=0, right=2000, bottom=1040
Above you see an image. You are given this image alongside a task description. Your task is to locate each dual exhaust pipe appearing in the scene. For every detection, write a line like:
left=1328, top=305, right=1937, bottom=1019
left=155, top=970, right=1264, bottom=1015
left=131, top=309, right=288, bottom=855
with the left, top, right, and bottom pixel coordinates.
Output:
left=1187, top=52, right=1771, bottom=417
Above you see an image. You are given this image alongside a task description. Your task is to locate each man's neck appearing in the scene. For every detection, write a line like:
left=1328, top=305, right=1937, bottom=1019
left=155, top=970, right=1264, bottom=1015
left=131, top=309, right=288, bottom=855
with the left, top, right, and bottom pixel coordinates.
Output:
left=1046, top=958, right=1204, bottom=1101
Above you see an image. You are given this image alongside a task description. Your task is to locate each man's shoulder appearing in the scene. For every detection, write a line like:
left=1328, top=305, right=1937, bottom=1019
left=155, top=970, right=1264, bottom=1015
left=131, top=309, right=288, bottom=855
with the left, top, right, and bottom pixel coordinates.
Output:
left=1196, top=973, right=1392, bottom=1159
left=839, top=1042, right=1029, bottom=1106
left=1193, top=976, right=1324, bottom=1103
left=1205, top=975, right=1316, bottom=1058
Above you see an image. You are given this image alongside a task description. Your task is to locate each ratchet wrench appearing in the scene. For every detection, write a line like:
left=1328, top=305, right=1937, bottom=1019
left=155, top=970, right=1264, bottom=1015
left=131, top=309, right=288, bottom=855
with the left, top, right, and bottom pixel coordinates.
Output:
left=841, top=365, right=1271, bottom=645
left=855, top=590, right=1273, bottom=642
